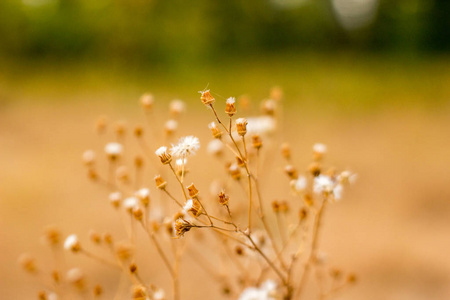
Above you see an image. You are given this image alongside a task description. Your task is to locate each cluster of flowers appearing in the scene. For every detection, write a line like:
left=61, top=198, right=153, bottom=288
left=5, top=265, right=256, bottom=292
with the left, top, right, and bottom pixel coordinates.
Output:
left=19, top=88, right=357, bottom=300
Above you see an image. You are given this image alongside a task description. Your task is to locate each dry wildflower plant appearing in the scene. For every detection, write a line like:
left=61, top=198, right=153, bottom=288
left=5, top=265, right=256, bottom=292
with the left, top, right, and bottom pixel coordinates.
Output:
left=19, top=88, right=358, bottom=300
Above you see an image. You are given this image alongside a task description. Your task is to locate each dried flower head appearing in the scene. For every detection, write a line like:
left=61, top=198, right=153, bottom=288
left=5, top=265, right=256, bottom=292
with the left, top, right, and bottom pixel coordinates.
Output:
left=208, top=122, right=222, bottom=139
left=183, top=199, right=202, bottom=217
left=170, top=99, right=186, bottom=117
left=280, top=143, right=291, bottom=160
left=18, top=253, right=37, bottom=273
left=115, top=241, right=135, bottom=261
left=95, top=116, right=107, bottom=135
left=89, top=230, right=101, bottom=244
left=133, top=206, right=144, bottom=221
left=154, top=175, right=167, bottom=189
left=313, top=143, right=327, bottom=161
left=229, top=163, right=242, bottom=180
left=290, top=176, right=307, bottom=194
left=252, top=134, right=263, bottom=149
left=261, top=99, right=276, bottom=116
left=66, top=267, right=85, bottom=289
left=123, top=197, right=139, bottom=213
left=43, top=225, right=61, bottom=246
left=82, top=150, right=96, bottom=166
left=109, top=191, right=122, bottom=208
left=225, top=97, right=237, bottom=117
left=155, top=146, right=172, bottom=164
left=207, top=139, right=224, bottom=156
left=134, top=125, right=144, bottom=138
left=164, top=119, right=178, bottom=136
left=314, top=175, right=343, bottom=200
left=235, top=118, right=248, bottom=136
left=200, top=89, right=215, bottom=105
left=187, top=183, right=199, bottom=198
left=140, top=93, right=154, bottom=111
left=284, top=165, right=298, bottom=179
left=218, top=191, right=229, bottom=206
left=64, top=234, right=81, bottom=252
left=104, top=142, right=123, bottom=160
left=116, top=165, right=130, bottom=183
left=135, top=188, right=151, bottom=207
left=174, top=218, right=193, bottom=237
left=170, top=136, right=200, bottom=158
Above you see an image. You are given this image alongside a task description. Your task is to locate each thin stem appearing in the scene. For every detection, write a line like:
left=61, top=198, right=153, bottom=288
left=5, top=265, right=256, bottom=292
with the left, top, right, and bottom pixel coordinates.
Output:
left=140, top=221, right=175, bottom=277
left=296, top=199, right=328, bottom=299
left=162, top=188, right=183, bottom=208
left=168, top=163, right=188, bottom=201
left=80, top=249, right=121, bottom=270
left=245, top=233, right=288, bottom=286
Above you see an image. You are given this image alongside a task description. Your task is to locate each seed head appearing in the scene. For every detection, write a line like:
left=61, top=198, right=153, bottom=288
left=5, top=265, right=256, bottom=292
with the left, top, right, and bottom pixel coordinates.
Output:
left=66, top=268, right=85, bottom=290
left=89, top=230, right=101, bottom=244
left=93, top=284, right=103, bottom=297
left=174, top=218, right=193, bottom=238
left=170, top=136, right=200, bottom=158
left=134, top=155, right=144, bottom=168
left=115, top=241, right=135, bottom=261
left=164, top=119, right=178, bottom=136
left=183, top=199, right=202, bottom=217
left=299, top=207, right=308, bottom=222
left=207, top=139, right=224, bottom=156
left=225, top=97, right=237, bottom=117
left=252, top=134, right=262, bottom=149
left=313, top=143, right=327, bottom=161
left=229, top=163, right=241, bottom=180
left=133, top=206, right=144, bottom=221
left=272, top=200, right=280, bottom=213
left=200, top=89, right=215, bottom=105
left=261, top=99, right=276, bottom=116
left=140, top=93, right=154, bottom=111
left=170, top=99, right=186, bottom=118
left=309, top=162, right=321, bottom=177
left=103, top=233, right=113, bottom=245
left=64, top=234, right=81, bottom=252
left=105, top=142, right=123, bottom=161
left=132, top=285, right=147, bottom=299
left=208, top=122, right=222, bottom=139
left=116, top=165, right=130, bottom=183
left=236, top=156, right=245, bottom=168
left=123, top=197, right=139, bottom=214
left=218, top=191, right=229, bottom=206
left=18, top=253, right=37, bottom=273
left=154, top=175, right=167, bottom=190
left=187, top=183, right=199, bottom=198
left=134, top=125, right=144, bottom=138
left=82, top=150, right=96, bottom=166
left=129, top=263, right=138, bottom=274
left=43, top=225, right=61, bottom=246
left=135, top=188, right=151, bottom=207
left=155, top=146, right=172, bottom=164
left=270, top=86, right=283, bottom=102
left=114, top=121, right=127, bottom=138
left=284, top=165, right=298, bottom=179
left=108, top=191, right=122, bottom=208
left=236, top=118, right=248, bottom=136
left=95, top=116, right=107, bottom=135
left=280, top=143, right=291, bottom=160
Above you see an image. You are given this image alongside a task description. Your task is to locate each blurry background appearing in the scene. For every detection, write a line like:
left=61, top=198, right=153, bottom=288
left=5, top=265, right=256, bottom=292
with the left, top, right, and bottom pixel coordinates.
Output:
left=0, top=0, right=449, bottom=299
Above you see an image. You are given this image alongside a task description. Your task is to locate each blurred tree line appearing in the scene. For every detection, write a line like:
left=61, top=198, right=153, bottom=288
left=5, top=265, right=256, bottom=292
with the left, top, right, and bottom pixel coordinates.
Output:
left=0, top=0, right=448, bottom=64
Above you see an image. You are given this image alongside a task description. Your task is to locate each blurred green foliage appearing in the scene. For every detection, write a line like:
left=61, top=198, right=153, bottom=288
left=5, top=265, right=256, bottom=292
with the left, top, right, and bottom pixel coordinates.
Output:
left=0, top=0, right=448, bottom=65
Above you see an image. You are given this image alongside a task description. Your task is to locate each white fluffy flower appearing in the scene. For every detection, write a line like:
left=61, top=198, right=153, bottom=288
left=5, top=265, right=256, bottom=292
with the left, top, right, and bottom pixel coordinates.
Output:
left=104, top=142, right=123, bottom=157
left=64, top=234, right=80, bottom=251
left=176, top=158, right=187, bottom=167
left=109, top=191, right=122, bottom=206
left=135, top=188, right=150, bottom=199
left=207, top=139, right=224, bottom=156
left=313, top=143, right=327, bottom=154
left=170, top=136, right=200, bottom=158
left=183, top=199, right=194, bottom=213
left=82, top=150, right=96, bottom=165
left=246, top=116, right=276, bottom=135
left=226, top=97, right=236, bottom=105
left=165, top=119, right=178, bottom=132
left=314, top=175, right=343, bottom=200
left=290, top=176, right=307, bottom=193
left=170, top=99, right=186, bottom=114
left=153, top=288, right=166, bottom=300
left=123, top=197, right=139, bottom=211
left=239, top=280, right=279, bottom=300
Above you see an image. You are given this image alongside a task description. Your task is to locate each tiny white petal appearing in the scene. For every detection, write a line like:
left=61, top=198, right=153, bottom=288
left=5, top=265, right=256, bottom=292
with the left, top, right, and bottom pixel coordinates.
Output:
left=104, top=142, right=123, bottom=156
